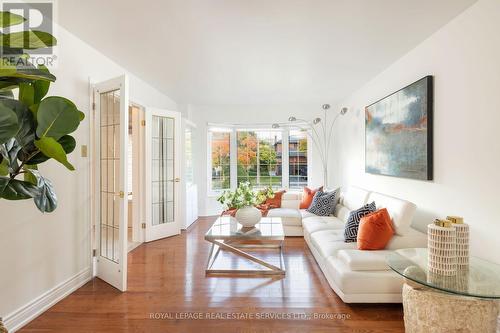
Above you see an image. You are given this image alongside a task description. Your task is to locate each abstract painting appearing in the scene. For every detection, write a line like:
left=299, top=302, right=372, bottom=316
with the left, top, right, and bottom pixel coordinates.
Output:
left=365, top=76, right=433, bottom=180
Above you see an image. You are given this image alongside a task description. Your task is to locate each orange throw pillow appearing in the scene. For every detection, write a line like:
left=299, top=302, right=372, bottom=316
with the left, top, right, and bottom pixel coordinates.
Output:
left=299, top=186, right=323, bottom=209
left=266, top=190, right=286, bottom=208
left=357, top=208, right=394, bottom=250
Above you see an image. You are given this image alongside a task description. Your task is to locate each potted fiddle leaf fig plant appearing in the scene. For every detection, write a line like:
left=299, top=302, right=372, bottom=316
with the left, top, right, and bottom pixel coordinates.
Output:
left=0, top=10, right=84, bottom=213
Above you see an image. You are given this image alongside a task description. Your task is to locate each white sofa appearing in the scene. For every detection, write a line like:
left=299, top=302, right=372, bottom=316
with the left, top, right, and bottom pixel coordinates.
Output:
left=267, top=186, right=427, bottom=303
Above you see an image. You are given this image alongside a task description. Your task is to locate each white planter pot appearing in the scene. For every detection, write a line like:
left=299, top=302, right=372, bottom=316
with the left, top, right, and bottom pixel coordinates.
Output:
left=235, top=206, right=262, bottom=227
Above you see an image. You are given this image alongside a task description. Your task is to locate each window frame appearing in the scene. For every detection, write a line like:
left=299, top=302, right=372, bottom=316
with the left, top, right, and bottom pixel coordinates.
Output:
left=287, top=129, right=310, bottom=190
left=235, top=129, right=284, bottom=190
left=207, top=126, right=310, bottom=195
left=207, top=128, right=233, bottom=196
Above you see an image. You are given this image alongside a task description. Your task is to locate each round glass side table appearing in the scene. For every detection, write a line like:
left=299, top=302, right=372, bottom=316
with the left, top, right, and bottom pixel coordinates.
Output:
left=387, top=248, right=500, bottom=333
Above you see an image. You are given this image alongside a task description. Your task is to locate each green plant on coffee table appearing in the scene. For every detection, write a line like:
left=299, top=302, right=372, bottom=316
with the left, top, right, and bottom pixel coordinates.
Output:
left=217, top=182, right=255, bottom=210
left=217, top=182, right=275, bottom=210
left=0, top=11, right=84, bottom=212
left=256, top=186, right=274, bottom=205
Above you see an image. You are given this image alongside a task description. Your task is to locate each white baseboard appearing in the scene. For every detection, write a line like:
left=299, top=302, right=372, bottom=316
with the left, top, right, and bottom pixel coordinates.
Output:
left=4, top=267, right=92, bottom=332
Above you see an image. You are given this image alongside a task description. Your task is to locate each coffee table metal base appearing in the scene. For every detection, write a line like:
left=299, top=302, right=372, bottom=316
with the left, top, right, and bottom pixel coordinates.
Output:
left=205, top=239, right=285, bottom=276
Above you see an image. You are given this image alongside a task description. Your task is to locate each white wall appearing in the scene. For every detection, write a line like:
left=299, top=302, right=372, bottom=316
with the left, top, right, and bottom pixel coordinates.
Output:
left=0, top=25, right=177, bottom=328
left=189, top=104, right=329, bottom=216
left=331, top=0, right=500, bottom=263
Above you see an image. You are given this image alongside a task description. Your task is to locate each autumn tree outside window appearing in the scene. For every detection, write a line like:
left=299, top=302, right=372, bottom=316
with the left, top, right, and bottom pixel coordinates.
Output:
left=210, top=131, right=231, bottom=190
left=209, top=127, right=308, bottom=192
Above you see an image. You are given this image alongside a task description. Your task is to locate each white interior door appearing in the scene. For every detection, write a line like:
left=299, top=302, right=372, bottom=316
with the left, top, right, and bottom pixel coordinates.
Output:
left=145, top=108, right=182, bottom=242
left=93, top=75, right=129, bottom=291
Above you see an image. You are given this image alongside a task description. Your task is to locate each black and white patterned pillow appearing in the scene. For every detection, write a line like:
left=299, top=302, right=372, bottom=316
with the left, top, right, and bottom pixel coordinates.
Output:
left=306, top=190, right=337, bottom=216
left=344, top=201, right=376, bottom=242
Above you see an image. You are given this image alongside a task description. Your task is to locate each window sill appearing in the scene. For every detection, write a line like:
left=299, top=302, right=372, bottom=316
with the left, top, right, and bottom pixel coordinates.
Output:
left=207, top=191, right=225, bottom=198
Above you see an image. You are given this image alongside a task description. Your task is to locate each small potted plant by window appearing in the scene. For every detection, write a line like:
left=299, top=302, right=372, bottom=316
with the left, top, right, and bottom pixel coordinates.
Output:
left=217, top=182, right=272, bottom=227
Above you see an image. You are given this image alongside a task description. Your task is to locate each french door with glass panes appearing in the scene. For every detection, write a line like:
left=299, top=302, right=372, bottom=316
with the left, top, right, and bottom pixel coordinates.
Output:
left=93, top=75, right=129, bottom=291
left=144, top=108, right=181, bottom=242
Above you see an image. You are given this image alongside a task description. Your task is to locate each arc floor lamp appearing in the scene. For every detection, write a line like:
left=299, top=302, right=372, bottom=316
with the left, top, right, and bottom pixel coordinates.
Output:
left=272, top=104, right=348, bottom=189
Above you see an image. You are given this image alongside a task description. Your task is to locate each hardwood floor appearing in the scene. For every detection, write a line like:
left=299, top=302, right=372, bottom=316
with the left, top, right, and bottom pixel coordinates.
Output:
left=21, top=217, right=404, bottom=333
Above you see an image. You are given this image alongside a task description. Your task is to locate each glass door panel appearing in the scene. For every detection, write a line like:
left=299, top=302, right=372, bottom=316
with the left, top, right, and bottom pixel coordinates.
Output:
left=94, top=75, right=129, bottom=292
left=99, top=89, right=120, bottom=262
left=145, top=109, right=181, bottom=242
left=151, top=116, right=175, bottom=226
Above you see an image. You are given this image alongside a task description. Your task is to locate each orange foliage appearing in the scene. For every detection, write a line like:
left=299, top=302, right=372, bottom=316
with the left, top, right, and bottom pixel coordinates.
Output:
left=212, top=134, right=230, bottom=166
left=237, top=133, right=257, bottom=166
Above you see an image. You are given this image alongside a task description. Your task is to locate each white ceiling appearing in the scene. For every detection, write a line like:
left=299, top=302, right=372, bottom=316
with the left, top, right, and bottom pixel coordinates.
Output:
left=57, top=0, right=476, bottom=105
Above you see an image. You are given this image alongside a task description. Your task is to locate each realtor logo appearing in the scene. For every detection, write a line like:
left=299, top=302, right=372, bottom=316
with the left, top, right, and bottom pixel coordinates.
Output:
left=1, top=1, right=57, bottom=67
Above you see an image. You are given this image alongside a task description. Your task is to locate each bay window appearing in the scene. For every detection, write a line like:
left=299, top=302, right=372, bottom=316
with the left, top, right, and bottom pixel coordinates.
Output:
left=208, top=127, right=309, bottom=193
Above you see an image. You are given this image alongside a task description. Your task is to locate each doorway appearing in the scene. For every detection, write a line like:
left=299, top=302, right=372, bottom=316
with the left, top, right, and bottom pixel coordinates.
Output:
left=127, top=104, right=144, bottom=252
left=91, top=75, right=183, bottom=291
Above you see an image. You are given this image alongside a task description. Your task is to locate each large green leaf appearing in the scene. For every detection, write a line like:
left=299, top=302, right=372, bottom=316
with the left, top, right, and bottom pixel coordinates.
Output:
left=0, top=90, right=14, bottom=100
left=19, top=82, right=34, bottom=106
left=36, top=96, right=81, bottom=140
left=0, top=46, right=23, bottom=56
left=0, top=99, right=34, bottom=147
left=0, top=61, right=56, bottom=82
left=0, top=176, right=39, bottom=200
left=14, top=103, right=34, bottom=147
left=1, top=30, right=57, bottom=49
left=18, top=135, right=76, bottom=165
left=0, top=11, right=25, bottom=28
left=26, top=169, right=57, bottom=212
left=23, top=164, right=38, bottom=184
left=33, top=66, right=51, bottom=103
left=34, top=136, right=75, bottom=170
left=0, top=157, right=8, bottom=176
left=0, top=102, right=19, bottom=144
left=3, top=138, right=21, bottom=172
left=16, top=66, right=56, bottom=82
left=0, top=81, right=18, bottom=91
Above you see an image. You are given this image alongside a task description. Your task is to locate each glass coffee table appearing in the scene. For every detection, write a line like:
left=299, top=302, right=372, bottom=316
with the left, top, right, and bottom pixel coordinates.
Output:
left=205, top=216, right=285, bottom=276
left=387, top=248, right=500, bottom=333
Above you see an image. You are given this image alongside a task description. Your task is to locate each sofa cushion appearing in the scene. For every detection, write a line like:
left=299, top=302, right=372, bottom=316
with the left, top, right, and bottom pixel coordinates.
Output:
left=337, top=249, right=392, bottom=271
left=307, top=190, right=337, bottom=216
left=300, top=209, right=316, bottom=219
left=265, top=190, right=286, bottom=208
left=267, top=208, right=302, bottom=226
left=367, top=192, right=416, bottom=236
left=281, top=192, right=301, bottom=209
left=334, top=204, right=351, bottom=223
left=357, top=208, right=394, bottom=250
left=343, top=202, right=376, bottom=242
left=341, top=186, right=370, bottom=210
left=299, top=186, right=323, bottom=209
left=282, top=192, right=301, bottom=201
left=302, top=216, right=345, bottom=235
left=386, top=228, right=427, bottom=250
left=310, top=229, right=357, bottom=259
left=324, top=256, right=404, bottom=295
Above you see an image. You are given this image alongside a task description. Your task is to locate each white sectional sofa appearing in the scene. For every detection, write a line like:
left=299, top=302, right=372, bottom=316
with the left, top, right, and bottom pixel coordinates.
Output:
left=267, top=186, right=427, bottom=303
